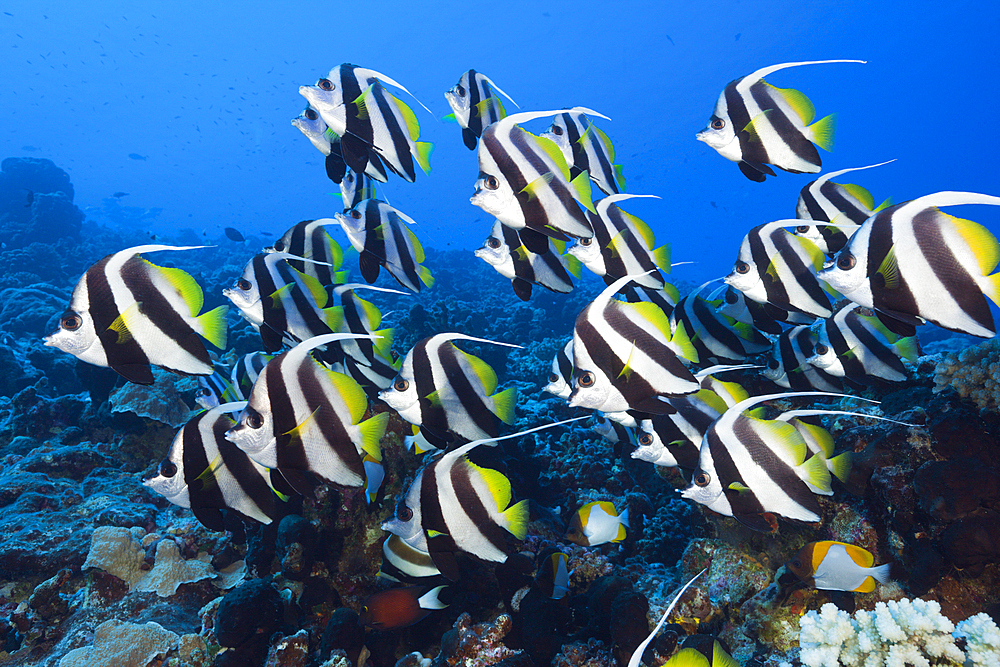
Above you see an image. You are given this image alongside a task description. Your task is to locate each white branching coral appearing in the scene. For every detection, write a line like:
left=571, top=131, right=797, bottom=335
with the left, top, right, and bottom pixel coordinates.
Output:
left=798, top=599, right=998, bottom=667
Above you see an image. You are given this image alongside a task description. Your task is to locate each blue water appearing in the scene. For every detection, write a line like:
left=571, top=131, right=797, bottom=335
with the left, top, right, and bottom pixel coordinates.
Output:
left=3, top=1, right=998, bottom=284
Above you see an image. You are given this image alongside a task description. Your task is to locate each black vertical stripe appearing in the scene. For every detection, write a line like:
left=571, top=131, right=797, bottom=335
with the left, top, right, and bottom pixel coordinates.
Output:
left=751, top=83, right=821, bottom=171
left=370, top=80, right=417, bottom=182
left=730, top=417, right=822, bottom=517
left=252, top=254, right=290, bottom=349
left=450, top=460, right=509, bottom=552
left=183, top=414, right=223, bottom=508
left=724, top=78, right=768, bottom=166
left=845, top=312, right=906, bottom=378
left=466, top=70, right=486, bottom=137
left=213, top=414, right=276, bottom=520
left=385, top=209, right=420, bottom=288
left=439, top=343, right=500, bottom=439
left=85, top=255, right=152, bottom=373
left=296, top=359, right=364, bottom=481
left=819, top=181, right=871, bottom=224
left=413, top=339, right=451, bottom=437
left=420, top=463, right=458, bottom=554
left=268, top=361, right=309, bottom=472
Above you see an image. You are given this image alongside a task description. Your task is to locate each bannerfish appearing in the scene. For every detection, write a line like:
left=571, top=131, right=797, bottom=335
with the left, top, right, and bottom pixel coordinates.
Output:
left=725, top=221, right=834, bottom=319
left=474, top=220, right=579, bottom=301
left=144, top=403, right=287, bottom=531
left=780, top=416, right=852, bottom=484
left=299, top=63, right=433, bottom=183
left=794, top=161, right=894, bottom=255
left=322, top=283, right=401, bottom=386
left=225, top=333, right=389, bottom=495
left=764, top=326, right=843, bottom=392
left=534, top=550, right=571, bottom=600
left=223, top=252, right=339, bottom=353
left=44, top=244, right=228, bottom=385
left=621, top=283, right=681, bottom=318
left=783, top=541, right=891, bottom=592
left=565, top=500, right=628, bottom=547
left=266, top=219, right=345, bottom=287
left=360, top=585, right=448, bottom=630
left=542, top=110, right=625, bottom=195
left=291, top=106, right=388, bottom=184
left=231, top=351, right=273, bottom=401
left=817, top=191, right=1000, bottom=338
left=224, top=227, right=245, bottom=243
left=696, top=60, right=864, bottom=181
left=444, top=69, right=518, bottom=150
left=195, top=361, right=240, bottom=410
left=542, top=339, right=574, bottom=399
left=569, top=194, right=670, bottom=290
left=806, top=304, right=918, bottom=384
left=473, top=107, right=604, bottom=250
left=334, top=200, right=435, bottom=293
left=681, top=391, right=898, bottom=532
left=569, top=274, right=699, bottom=415
left=670, top=283, right=771, bottom=365
left=339, top=169, right=379, bottom=210
left=379, top=333, right=518, bottom=447
left=715, top=284, right=813, bottom=336
left=378, top=534, right=443, bottom=584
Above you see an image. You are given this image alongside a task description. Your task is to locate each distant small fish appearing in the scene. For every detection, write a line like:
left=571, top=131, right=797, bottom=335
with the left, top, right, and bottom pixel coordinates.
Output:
left=21, top=145, right=38, bottom=152
left=224, top=227, right=245, bottom=243
left=112, top=192, right=129, bottom=198
left=444, top=69, right=517, bottom=150
left=565, top=500, right=628, bottom=547
left=24, top=189, right=33, bottom=207
left=542, top=110, right=625, bottom=196
left=475, top=221, right=579, bottom=301
left=542, top=339, right=574, bottom=399
left=128, top=153, right=147, bottom=161
left=535, top=550, right=571, bottom=600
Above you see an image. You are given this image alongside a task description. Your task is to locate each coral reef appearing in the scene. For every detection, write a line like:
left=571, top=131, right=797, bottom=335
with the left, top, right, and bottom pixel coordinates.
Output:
left=933, top=338, right=1000, bottom=411
left=57, top=619, right=179, bottom=667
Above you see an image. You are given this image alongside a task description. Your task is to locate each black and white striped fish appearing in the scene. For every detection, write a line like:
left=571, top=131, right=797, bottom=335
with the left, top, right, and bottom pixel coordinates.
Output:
left=225, top=333, right=389, bottom=495
left=231, top=351, right=273, bottom=400
left=290, top=106, right=348, bottom=183
left=541, top=110, right=625, bottom=195
left=764, top=325, right=843, bottom=392
left=382, top=420, right=578, bottom=580
left=444, top=69, right=518, bottom=150
left=299, top=64, right=433, bottom=183
left=621, top=283, right=681, bottom=319
left=569, top=274, right=699, bottom=415
left=144, top=403, right=288, bottom=531
left=339, top=169, right=379, bottom=210
left=818, top=191, right=1000, bottom=338
left=223, top=252, right=339, bottom=353
left=806, top=304, right=918, bottom=384
left=195, top=361, right=240, bottom=410
left=474, top=221, right=579, bottom=301
left=44, top=245, right=228, bottom=385
left=725, top=221, right=835, bottom=319
left=670, top=283, right=771, bottom=365
left=378, top=534, right=442, bottom=584
left=379, top=333, right=518, bottom=447
left=568, top=194, right=670, bottom=290
left=715, top=284, right=813, bottom=336
left=266, top=220, right=346, bottom=287
left=334, top=200, right=435, bottom=293
left=696, top=60, right=864, bottom=181
left=472, top=107, right=603, bottom=250
left=794, top=161, right=894, bottom=255
left=542, top=339, right=574, bottom=400
left=323, top=283, right=402, bottom=395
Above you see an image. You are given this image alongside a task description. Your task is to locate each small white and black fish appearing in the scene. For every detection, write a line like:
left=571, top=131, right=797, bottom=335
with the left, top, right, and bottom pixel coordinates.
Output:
left=696, top=60, right=864, bottom=181
left=339, top=169, right=379, bottom=210
left=44, top=245, right=228, bottom=385
left=715, top=284, right=813, bottom=336
left=195, top=361, right=240, bottom=410
left=569, top=194, right=670, bottom=290
left=725, top=221, right=834, bottom=319
left=291, top=106, right=389, bottom=184
left=474, top=221, right=579, bottom=301
left=542, top=110, right=625, bottom=195
left=323, top=283, right=402, bottom=395
left=764, top=325, right=843, bottom=392
left=806, top=304, right=918, bottom=384
left=621, top=283, right=681, bottom=319
left=818, top=191, right=1000, bottom=338
left=231, top=351, right=273, bottom=400
left=569, top=274, right=699, bottom=415
left=670, top=283, right=771, bottom=365
left=794, top=161, right=894, bottom=256
left=378, top=534, right=442, bottom=584
left=144, top=403, right=287, bottom=531
left=472, top=108, right=603, bottom=250
left=223, top=252, right=339, bottom=353
left=266, top=219, right=346, bottom=287
left=444, top=69, right=518, bottom=150
left=542, top=339, right=574, bottom=400
left=334, top=200, right=435, bottom=293
left=300, top=64, right=433, bottom=183
left=379, top=333, right=518, bottom=447
left=226, top=333, right=389, bottom=495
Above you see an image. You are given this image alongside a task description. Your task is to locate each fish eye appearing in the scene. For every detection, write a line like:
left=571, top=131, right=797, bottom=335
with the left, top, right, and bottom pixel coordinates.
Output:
left=724, top=290, right=738, bottom=304
left=318, top=78, right=335, bottom=91
left=638, top=433, right=653, bottom=446
left=345, top=173, right=355, bottom=184
left=236, top=279, right=252, bottom=291
left=393, top=378, right=409, bottom=392
left=694, top=472, right=711, bottom=487
left=836, top=253, right=857, bottom=270
left=487, top=237, right=502, bottom=250
left=305, top=108, right=318, bottom=121
left=735, top=260, right=751, bottom=275
left=710, top=118, right=725, bottom=130
left=350, top=209, right=362, bottom=220
left=579, top=237, right=593, bottom=247
left=815, top=343, right=829, bottom=355
left=767, top=359, right=780, bottom=370
left=273, top=241, right=285, bottom=251
left=246, top=409, right=264, bottom=429
left=796, top=225, right=811, bottom=234
left=792, top=559, right=802, bottom=568
left=456, top=84, right=466, bottom=97
left=159, top=459, right=178, bottom=478
left=60, top=313, right=82, bottom=331
left=397, top=504, right=413, bottom=521
left=578, top=371, right=596, bottom=388
left=551, top=125, right=564, bottom=136
left=485, top=175, right=500, bottom=191
left=547, top=373, right=559, bottom=383
left=196, top=388, right=211, bottom=397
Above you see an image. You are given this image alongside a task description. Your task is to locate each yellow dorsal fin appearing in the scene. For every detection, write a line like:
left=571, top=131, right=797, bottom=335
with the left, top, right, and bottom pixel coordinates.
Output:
left=843, top=542, right=875, bottom=568
left=839, top=182, right=875, bottom=210
left=355, top=297, right=381, bottom=330
left=532, top=132, right=572, bottom=181
left=625, top=301, right=673, bottom=341
left=613, top=163, right=626, bottom=192
left=322, top=305, right=345, bottom=332
left=946, top=210, right=1000, bottom=276
left=807, top=113, right=837, bottom=152
left=403, top=226, right=426, bottom=263
left=766, top=83, right=816, bottom=125
left=694, top=389, right=728, bottom=416
left=666, top=317, right=699, bottom=363
left=792, top=234, right=826, bottom=270
left=873, top=197, right=893, bottom=213
left=387, top=88, right=421, bottom=141
left=748, top=416, right=807, bottom=463
left=326, top=368, right=369, bottom=424
left=459, top=348, right=498, bottom=394
left=569, top=170, right=596, bottom=213
left=793, top=419, right=835, bottom=458
left=621, top=210, right=654, bottom=249
left=876, top=244, right=900, bottom=289
left=467, top=458, right=512, bottom=509
left=491, top=386, right=516, bottom=425
left=146, top=261, right=204, bottom=316
left=662, top=648, right=710, bottom=667
left=591, top=123, right=616, bottom=161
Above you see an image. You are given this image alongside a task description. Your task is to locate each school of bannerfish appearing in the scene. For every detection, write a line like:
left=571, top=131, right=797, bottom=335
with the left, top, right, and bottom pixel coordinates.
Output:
left=42, top=60, right=1000, bottom=638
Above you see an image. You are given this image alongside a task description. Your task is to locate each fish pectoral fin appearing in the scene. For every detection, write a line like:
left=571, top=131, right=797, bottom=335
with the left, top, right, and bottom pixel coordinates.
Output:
left=727, top=481, right=752, bottom=494
left=519, top=173, right=556, bottom=201
left=741, top=109, right=773, bottom=142
left=875, top=244, right=900, bottom=290
left=283, top=406, right=322, bottom=444
left=108, top=306, right=137, bottom=344
left=267, top=283, right=296, bottom=310
left=616, top=341, right=637, bottom=380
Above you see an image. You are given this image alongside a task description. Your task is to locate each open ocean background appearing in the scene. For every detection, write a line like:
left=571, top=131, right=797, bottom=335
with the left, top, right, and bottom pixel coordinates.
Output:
left=3, top=0, right=998, bottom=286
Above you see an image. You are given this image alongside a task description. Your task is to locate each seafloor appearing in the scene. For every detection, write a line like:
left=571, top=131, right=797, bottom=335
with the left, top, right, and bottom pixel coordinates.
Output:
left=0, top=156, right=997, bottom=667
